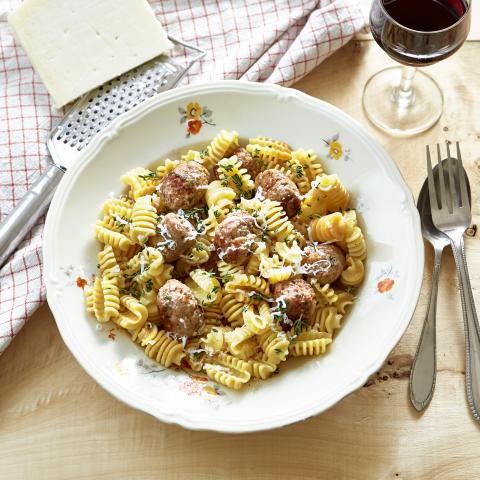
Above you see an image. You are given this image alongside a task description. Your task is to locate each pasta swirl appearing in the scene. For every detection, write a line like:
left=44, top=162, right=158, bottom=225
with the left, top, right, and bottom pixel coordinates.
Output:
left=185, top=269, right=222, bottom=306
left=217, top=156, right=254, bottom=197
left=130, top=195, right=157, bottom=244
left=341, top=256, right=365, bottom=287
left=201, top=129, right=239, bottom=169
left=258, top=329, right=289, bottom=365
left=130, top=323, right=185, bottom=367
left=203, top=362, right=250, bottom=390
left=121, top=167, right=158, bottom=200
left=220, top=292, right=247, bottom=327
left=95, top=222, right=133, bottom=251
left=225, top=274, right=271, bottom=299
left=308, top=211, right=354, bottom=243
left=114, top=295, right=148, bottom=330
left=290, top=336, right=332, bottom=356
left=261, top=199, right=302, bottom=245
left=246, top=143, right=292, bottom=165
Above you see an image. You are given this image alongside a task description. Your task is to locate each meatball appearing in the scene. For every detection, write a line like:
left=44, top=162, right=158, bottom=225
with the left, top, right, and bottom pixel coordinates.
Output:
left=212, top=148, right=263, bottom=181
left=158, top=161, right=209, bottom=212
left=156, top=279, right=204, bottom=338
left=233, top=147, right=264, bottom=179
left=148, top=213, right=197, bottom=263
left=214, top=211, right=259, bottom=265
left=255, top=169, right=301, bottom=218
left=301, top=243, right=346, bottom=285
left=272, top=278, right=316, bottom=327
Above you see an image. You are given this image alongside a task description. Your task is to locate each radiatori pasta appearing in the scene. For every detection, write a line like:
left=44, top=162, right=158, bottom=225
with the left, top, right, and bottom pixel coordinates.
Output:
left=84, top=130, right=366, bottom=390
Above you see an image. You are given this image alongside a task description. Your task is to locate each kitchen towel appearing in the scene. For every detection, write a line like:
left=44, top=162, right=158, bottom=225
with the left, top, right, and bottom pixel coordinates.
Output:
left=0, top=0, right=364, bottom=354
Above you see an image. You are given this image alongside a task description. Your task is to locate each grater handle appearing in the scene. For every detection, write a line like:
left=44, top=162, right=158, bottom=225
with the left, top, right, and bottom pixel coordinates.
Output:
left=0, top=163, right=64, bottom=268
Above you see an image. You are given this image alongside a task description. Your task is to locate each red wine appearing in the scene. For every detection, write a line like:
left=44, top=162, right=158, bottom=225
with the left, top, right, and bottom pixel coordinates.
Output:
left=383, top=0, right=467, bottom=31
left=370, top=0, right=470, bottom=66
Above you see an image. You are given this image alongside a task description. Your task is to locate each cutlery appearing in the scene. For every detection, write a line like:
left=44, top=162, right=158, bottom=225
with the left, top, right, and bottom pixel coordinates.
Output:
left=426, top=142, right=480, bottom=421
left=409, top=155, right=471, bottom=411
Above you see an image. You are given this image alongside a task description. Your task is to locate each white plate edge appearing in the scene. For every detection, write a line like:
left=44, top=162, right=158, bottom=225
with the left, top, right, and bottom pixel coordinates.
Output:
left=43, top=80, right=424, bottom=432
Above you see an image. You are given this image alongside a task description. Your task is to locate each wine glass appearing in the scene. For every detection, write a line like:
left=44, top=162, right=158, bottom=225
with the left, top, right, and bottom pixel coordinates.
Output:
left=363, top=0, right=471, bottom=137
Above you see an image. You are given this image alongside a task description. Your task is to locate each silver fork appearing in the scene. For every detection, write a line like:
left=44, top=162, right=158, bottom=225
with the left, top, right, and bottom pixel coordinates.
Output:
left=427, top=142, right=480, bottom=421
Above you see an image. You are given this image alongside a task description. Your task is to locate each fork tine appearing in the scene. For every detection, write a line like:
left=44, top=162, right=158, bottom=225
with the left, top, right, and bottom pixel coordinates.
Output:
left=436, top=143, right=447, bottom=210
left=446, top=142, right=455, bottom=212
left=426, top=145, right=439, bottom=212
left=456, top=142, right=470, bottom=210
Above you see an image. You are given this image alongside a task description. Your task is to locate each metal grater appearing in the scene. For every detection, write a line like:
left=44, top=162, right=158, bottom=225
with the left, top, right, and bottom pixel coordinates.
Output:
left=0, top=36, right=205, bottom=267
left=49, top=36, right=204, bottom=167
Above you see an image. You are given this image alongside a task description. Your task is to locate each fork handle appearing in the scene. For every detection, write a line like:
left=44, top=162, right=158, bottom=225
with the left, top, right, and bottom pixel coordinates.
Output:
left=450, top=235, right=480, bottom=421
left=0, top=163, right=64, bottom=268
left=409, top=246, right=443, bottom=411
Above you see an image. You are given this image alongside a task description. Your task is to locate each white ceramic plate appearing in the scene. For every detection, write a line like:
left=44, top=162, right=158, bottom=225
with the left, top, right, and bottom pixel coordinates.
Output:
left=44, top=81, right=423, bottom=432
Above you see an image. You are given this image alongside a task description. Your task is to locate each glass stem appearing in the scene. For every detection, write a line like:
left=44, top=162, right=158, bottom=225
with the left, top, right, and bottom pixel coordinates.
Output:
left=392, top=66, right=417, bottom=108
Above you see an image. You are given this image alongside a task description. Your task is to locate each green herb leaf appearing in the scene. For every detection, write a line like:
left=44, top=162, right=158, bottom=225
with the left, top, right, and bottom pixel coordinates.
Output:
left=220, top=163, right=234, bottom=172
left=192, top=351, right=203, bottom=360
left=293, top=316, right=309, bottom=336
left=232, top=173, right=243, bottom=188
left=138, top=171, right=155, bottom=180
left=250, top=292, right=268, bottom=302
left=129, top=282, right=142, bottom=299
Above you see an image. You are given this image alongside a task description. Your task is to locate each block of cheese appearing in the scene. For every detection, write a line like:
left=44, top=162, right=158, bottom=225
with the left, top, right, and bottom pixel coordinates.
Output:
left=9, top=0, right=172, bottom=108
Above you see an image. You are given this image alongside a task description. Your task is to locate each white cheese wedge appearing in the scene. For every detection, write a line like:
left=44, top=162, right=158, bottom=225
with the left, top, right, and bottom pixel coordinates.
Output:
left=9, top=0, right=172, bottom=108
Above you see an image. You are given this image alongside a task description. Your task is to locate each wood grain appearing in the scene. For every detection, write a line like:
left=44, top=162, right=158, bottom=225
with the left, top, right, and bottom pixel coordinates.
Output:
left=0, top=40, right=479, bottom=480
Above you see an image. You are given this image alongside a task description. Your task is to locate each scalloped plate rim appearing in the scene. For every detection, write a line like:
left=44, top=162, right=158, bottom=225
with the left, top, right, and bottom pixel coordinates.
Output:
left=44, top=80, right=424, bottom=433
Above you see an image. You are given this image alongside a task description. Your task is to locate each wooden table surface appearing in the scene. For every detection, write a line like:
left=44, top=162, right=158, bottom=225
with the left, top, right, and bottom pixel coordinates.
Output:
left=1, top=38, right=479, bottom=479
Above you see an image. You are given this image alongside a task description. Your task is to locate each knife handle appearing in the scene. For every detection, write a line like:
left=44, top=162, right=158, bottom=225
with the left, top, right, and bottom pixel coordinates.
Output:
left=0, top=163, right=64, bottom=268
left=450, top=235, right=480, bottom=421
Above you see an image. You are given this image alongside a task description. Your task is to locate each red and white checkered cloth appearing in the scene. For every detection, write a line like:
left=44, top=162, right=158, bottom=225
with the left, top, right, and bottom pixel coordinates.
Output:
left=0, top=0, right=364, bottom=354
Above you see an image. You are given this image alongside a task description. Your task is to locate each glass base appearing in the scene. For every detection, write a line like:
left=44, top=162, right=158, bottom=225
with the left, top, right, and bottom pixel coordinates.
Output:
left=362, top=66, right=443, bottom=137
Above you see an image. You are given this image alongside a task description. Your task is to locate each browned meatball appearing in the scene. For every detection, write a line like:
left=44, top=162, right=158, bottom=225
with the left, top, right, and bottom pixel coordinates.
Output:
left=214, top=211, right=259, bottom=265
left=158, top=161, right=209, bottom=212
left=156, top=279, right=204, bottom=338
left=255, top=169, right=301, bottom=218
left=148, top=213, right=197, bottom=263
left=301, top=243, right=346, bottom=285
left=272, top=278, right=316, bottom=327
left=234, top=147, right=264, bottom=179
left=212, top=149, right=264, bottom=181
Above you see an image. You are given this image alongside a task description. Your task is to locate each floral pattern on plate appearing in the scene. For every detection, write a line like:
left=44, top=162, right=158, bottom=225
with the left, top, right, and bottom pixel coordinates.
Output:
left=375, top=264, right=399, bottom=299
left=323, top=133, right=351, bottom=161
left=179, top=102, right=216, bottom=137
left=115, top=357, right=226, bottom=400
